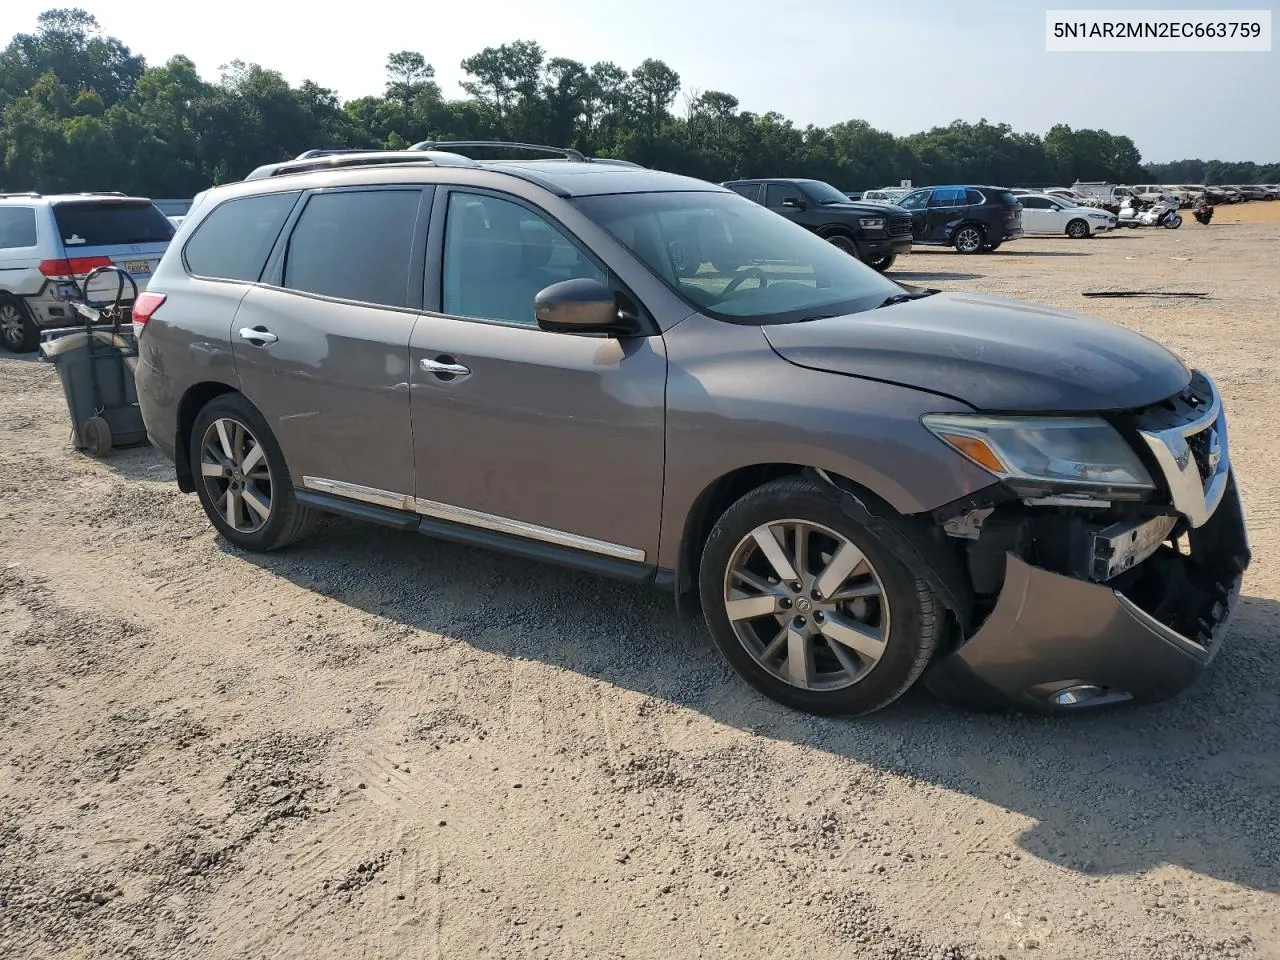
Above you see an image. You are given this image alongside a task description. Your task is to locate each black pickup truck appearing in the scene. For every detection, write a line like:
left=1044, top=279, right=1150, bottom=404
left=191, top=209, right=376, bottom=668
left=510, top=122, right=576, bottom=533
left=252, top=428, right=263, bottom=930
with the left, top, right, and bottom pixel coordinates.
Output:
left=721, top=177, right=913, bottom=271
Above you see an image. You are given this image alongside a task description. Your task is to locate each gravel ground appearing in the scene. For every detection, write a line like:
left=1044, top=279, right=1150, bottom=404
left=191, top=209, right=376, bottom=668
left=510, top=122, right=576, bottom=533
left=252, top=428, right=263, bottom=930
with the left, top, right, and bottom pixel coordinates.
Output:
left=2, top=207, right=1279, bottom=959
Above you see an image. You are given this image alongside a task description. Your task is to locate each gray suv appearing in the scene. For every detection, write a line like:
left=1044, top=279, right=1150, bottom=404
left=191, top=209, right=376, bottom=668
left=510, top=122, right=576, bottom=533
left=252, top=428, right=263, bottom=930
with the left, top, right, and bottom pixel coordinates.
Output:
left=132, top=144, right=1250, bottom=717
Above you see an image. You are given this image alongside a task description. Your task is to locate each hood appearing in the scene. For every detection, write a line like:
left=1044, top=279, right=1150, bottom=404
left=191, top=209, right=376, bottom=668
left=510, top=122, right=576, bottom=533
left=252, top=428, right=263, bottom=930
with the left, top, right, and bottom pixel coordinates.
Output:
left=763, top=292, right=1191, bottom=413
left=814, top=201, right=910, bottom=218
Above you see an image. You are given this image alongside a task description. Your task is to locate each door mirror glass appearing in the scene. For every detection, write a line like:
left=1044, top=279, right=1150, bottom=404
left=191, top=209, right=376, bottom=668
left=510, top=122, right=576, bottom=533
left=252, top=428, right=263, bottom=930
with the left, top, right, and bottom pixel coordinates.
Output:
left=535, top=278, right=639, bottom=337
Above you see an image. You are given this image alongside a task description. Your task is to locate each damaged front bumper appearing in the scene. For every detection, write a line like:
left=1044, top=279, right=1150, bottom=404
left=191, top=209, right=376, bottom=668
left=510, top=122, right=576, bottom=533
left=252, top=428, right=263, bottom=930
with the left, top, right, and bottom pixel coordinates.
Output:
left=925, top=372, right=1251, bottom=712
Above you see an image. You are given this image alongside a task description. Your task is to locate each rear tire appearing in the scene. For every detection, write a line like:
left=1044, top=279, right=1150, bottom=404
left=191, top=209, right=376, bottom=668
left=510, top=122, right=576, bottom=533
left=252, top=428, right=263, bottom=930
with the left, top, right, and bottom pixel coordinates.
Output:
left=189, top=392, right=319, bottom=552
left=0, top=295, right=38, bottom=353
left=698, top=476, right=941, bottom=716
left=953, top=224, right=985, bottom=254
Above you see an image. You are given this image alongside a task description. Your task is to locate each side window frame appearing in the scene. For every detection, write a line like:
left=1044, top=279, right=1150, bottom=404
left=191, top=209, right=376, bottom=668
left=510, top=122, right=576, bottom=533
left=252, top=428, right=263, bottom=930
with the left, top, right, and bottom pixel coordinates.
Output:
left=764, top=182, right=804, bottom=208
left=181, top=190, right=303, bottom=283
left=260, top=184, right=434, bottom=311
left=897, top=190, right=929, bottom=211
left=425, top=186, right=654, bottom=333
left=0, top=206, right=40, bottom=250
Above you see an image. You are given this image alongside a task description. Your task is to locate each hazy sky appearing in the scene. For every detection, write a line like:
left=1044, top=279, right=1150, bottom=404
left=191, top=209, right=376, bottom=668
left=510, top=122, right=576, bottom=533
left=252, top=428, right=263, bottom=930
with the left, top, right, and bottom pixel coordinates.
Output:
left=7, top=0, right=1278, bottom=162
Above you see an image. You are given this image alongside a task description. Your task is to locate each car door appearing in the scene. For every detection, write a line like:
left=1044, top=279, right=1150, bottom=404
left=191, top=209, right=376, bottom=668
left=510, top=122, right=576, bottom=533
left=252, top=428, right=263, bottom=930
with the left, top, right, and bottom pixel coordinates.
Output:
left=925, top=187, right=967, bottom=242
left=407, top=187, right=666, bottom=569
left=896, top=189, right=930, bottom=239
left=1017, top=196, right=1052, bottom=234
left=231, top=184, right=433, bottom=501
left=764, top=182, right=807, bottom=226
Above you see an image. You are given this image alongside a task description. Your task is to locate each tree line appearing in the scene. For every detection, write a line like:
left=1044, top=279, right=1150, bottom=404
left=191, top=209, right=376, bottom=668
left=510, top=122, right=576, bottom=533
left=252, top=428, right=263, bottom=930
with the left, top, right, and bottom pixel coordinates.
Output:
left=2, top=9, right=1277, bottom=200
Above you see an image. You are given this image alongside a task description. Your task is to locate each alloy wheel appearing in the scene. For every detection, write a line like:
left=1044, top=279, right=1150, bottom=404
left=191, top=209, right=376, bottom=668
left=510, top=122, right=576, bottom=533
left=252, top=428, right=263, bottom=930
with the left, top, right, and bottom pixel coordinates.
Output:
left=199, top=417, right=273, bottom=534
left=0, top=304, right=25, bottom=347
left=722, top=519, right=890, bottom=691
left=954, top=227, right=982, bottom=253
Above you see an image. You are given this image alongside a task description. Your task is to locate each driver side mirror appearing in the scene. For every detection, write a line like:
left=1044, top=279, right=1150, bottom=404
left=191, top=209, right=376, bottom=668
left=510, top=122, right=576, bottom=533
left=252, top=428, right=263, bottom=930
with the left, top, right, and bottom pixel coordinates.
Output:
left=781, top=197, right=806, bottom=209
left=535, top=278, right=643, bottom=337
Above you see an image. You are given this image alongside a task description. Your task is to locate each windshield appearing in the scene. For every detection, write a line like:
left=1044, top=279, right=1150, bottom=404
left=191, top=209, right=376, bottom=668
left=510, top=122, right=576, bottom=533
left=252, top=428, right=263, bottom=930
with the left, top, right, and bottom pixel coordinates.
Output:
left=53, top=201, right=173, bottom=246
left=799, top=180, right=855, bottom=205
left=573, top=191, right=901, bottom=323
left=1053, top=195, right=1079, bottom=207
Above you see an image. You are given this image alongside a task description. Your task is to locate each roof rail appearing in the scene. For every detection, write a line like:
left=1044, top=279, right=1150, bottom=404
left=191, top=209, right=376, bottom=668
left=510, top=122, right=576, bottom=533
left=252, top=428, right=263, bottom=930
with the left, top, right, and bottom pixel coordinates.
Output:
left=294, top=148, right=382, bottom=160
left=79, top=191, right=129, bottom=196
left=409, top=140, right=588, bottom=162
left=0, top=191, right=42, bottom=198
left=245, top=150, right=481, bottom=181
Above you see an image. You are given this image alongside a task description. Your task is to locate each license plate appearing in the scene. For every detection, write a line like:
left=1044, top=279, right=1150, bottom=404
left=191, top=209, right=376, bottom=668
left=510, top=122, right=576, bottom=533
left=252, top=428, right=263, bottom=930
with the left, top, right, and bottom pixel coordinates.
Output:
left=124, top=260, right=150, bottom=275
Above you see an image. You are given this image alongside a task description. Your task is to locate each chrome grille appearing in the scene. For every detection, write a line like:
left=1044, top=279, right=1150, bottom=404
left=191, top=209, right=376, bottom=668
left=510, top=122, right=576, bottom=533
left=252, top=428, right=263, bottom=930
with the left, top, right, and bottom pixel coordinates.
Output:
left=1135, top=371, right=1229, bottom=529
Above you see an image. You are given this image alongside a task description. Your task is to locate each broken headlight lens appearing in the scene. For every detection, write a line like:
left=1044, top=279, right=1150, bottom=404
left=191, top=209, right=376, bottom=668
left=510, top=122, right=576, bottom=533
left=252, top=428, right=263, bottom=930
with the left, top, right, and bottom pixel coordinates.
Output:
left=921, top=414, right=1154, bottom=490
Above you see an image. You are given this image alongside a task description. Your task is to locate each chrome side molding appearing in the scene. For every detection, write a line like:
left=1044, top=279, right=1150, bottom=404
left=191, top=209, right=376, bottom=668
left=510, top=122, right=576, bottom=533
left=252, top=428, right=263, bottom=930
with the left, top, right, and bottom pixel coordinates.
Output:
left=301, top=476, right=646, bottom=562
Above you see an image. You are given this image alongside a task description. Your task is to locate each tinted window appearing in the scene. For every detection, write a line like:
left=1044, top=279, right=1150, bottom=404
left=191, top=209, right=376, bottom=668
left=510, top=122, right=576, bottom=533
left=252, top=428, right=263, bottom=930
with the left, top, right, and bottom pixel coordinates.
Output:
left=0, top=207, right=38, bottom=249
left=184, top=192, right=299, bottom=282
left=53, top=201, right=173, bottom=247
left=966, top=189, right=986, bottom=205
left=995, top=191, right=1019, bottom=206
left=1019, top=196, right=1050, bottom=209
left=283, top=190, right=421, bottom=307
left=573, top=190, right=900, bottom=324
left=897, top=190, right=928, bottom=210
left=726, top=183, right=763, bottom=203
left=928, top=187, right=966, bottom=207
left=442, top=192, right=606, bottom=326
left=765, top=183, right=804, bottom=207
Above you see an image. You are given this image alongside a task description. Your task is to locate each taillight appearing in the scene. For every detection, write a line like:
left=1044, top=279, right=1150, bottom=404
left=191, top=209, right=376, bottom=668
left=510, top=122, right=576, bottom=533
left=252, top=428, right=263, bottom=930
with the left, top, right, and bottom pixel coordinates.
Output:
left=38, top=256, right=113, bottom=280
left=132, top=292, right=166, bottom=336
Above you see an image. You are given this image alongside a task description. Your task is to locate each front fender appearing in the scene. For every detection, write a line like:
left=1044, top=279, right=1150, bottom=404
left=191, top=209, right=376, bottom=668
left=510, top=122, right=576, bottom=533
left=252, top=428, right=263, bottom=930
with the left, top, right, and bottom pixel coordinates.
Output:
left=657, top=314, right=998, bottom=572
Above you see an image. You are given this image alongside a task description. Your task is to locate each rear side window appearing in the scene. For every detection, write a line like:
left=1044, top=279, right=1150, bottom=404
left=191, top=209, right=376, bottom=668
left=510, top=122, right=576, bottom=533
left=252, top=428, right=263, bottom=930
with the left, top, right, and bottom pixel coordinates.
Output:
left=966, top=189, right=986, bottom=205
left=282, top=189, right=421, bottom=308
left=184, top=192, right=300, bottom=282
left=995, top=191, right=1019, bottom=206
left=53, top=201, right=173, bottom=247
left=0, top=207, right=38, bottom=249
left=1018, top=196, right=1049, bottom=209
left=928, top=188, right=967, bottom=207
left=726, top=182, right=762, bottom=203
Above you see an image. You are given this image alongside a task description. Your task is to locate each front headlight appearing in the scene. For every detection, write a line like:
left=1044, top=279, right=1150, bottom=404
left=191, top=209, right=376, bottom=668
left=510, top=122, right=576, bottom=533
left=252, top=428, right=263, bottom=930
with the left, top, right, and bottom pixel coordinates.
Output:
left=859, top=217, right=886, bottom=230
left=921, top=414, right=1154, bottom=491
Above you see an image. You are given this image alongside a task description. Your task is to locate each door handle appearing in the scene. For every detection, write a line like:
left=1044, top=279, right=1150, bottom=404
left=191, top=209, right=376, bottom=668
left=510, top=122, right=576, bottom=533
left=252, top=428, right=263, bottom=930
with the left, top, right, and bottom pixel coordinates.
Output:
left=420, top=356, right=471, bottom=381
left=239, top=326, right=278, bottom=346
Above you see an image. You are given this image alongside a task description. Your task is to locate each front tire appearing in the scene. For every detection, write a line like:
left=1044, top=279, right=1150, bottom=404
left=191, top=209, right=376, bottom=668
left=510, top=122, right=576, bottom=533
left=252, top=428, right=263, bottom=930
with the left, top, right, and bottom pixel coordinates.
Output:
left=0, top=295, right=38, bottom=353
left=825, top=234, right=859, bottom=257
left=866, top=253, right=896, bottom=272
left=189, top=392, right=319, bottom=551
left=952, top=224, right=985, bottom=254
left=1066, top=218, right=1090, bottom=239
left=698, top=476, right=942, bottom=716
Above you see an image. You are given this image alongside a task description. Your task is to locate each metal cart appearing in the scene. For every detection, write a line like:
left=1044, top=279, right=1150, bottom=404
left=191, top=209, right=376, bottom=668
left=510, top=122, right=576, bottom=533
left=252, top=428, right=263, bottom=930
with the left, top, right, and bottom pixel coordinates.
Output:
left=38, top=265, right=149, bottom=457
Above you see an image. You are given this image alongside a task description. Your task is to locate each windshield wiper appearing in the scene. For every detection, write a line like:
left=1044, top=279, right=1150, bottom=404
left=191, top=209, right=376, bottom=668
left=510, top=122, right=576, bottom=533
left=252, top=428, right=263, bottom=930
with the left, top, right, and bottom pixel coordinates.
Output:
left=877, top=288, right=940, bottom=309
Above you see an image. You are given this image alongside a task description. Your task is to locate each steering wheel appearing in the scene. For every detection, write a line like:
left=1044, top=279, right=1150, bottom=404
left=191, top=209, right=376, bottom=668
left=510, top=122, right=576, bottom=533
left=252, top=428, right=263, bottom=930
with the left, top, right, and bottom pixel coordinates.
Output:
left=721, top=267, right=769, bottom=296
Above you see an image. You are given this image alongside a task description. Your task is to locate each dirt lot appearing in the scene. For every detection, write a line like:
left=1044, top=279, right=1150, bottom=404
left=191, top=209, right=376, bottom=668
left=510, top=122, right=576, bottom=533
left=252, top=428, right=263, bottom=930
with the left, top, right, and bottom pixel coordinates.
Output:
left=3, top=212, right=1279, bottom=960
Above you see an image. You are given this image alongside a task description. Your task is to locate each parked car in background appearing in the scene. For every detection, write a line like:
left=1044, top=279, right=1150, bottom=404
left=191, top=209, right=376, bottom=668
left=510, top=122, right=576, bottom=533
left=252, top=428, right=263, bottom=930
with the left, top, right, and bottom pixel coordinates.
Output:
left=1233, top=185, right=1268, bottom=200
left=1016, top=193, right=1117, bottom=238
left=1214, top=186, right=1243, bottom=203
left=0, top=191, right=174, bottom=352
left=861, top=187, right=910, bottom=205
left=1045, top=188, right=1099, bottom=206
left=722, top=178, right=913, bottom=272
left=895, top=185, right=1023, bottom=253
left=167, top=215, right=185, bottom=229
left=1258, top=185, right=1280, bottom=200
left=131, top=142, right=1251, bottom=717
left=844, top=191, right=863, bottom=201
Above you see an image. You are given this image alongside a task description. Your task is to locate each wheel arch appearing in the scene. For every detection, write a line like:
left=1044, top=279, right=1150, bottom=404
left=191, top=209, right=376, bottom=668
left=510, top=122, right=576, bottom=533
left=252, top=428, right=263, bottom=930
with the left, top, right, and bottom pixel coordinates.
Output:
left=816, top=223, right=857, bottom=241
left=668, top=462, right=975, bottom=632
left=174, top=380, right=240, bottom=492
